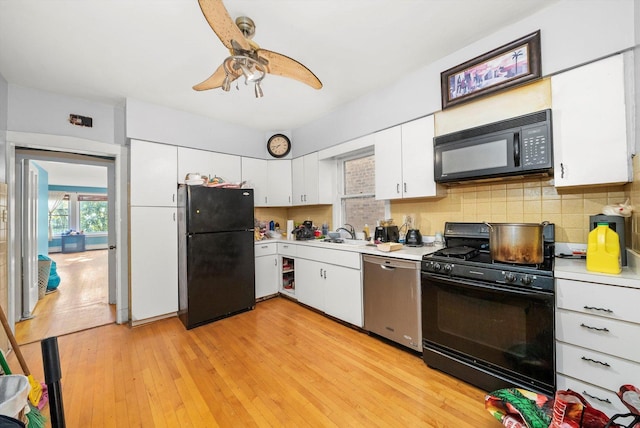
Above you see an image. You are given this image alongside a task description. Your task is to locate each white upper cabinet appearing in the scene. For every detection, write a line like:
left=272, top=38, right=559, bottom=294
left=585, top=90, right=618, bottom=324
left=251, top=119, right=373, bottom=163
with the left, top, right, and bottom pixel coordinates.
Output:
left=401, top=115, right=438, bottom=198
left=241, top=157, right=269, bottom=207
left=551, top=54, right=630, bottom=187
left=292, top=152, right=320, bottom=205
left=267, top=160, right=292, bottom=206
left=177, top=147, right=242, bottom=184
left=241, top=158, right=292, bottom=206
left=375, top=115, right=439, bottom=200
left=130, top=139, right=177, bottom=207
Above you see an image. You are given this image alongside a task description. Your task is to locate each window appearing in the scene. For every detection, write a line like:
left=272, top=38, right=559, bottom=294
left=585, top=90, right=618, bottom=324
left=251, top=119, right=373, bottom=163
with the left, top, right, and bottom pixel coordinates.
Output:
left=340, top=153, right=385, bottom=235
left=49, top=195, right=70, bottom=236
left=48, top=191, right=108, bottom=236
left=79, top=195, right=108, bottom=233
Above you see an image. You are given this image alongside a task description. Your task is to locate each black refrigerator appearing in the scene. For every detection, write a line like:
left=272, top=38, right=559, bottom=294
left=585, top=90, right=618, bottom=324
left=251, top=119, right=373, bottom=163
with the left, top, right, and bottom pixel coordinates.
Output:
left=177, top=185, right=255, bottom=329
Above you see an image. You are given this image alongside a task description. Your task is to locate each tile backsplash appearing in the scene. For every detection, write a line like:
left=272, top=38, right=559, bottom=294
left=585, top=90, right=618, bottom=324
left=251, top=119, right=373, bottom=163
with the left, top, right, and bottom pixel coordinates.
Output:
left=391, top=176, right=629, bottom=244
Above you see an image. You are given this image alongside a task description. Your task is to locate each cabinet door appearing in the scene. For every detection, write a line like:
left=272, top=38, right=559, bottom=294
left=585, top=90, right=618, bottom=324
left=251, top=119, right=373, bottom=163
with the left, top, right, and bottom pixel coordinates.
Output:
left=255, top=255, right=279, bottom=299
left=130, top=206, right=178, bottom=321
left=295, top=258, right=325, bottom=312
left=210, top=152, right=242, bottom=184
left=242, top=157, right=268, bottom=207
left=552, top=54, right=630, bottom=187
left=291, top=156, right=305, bottom=205
left=292, top=153, right=321, bottom=206
left=267, top=160, right=292, bottom=206
left=178, top=147, right=242, bottom=184
left=374, top=126, right=403, bottom=200
left=324, top=265, right=362, bottom=327
left=302, top=153, right=320, bottom=204
left=401, top=115, right=437, bottom=198
left=130, top=140, right=177, bottom=207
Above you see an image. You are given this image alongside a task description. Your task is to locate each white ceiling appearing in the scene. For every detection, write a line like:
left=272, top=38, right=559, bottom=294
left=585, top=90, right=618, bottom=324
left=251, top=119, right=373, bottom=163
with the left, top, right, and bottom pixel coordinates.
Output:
left=0, top=0, right=560, bottom=132
left=35, top=161, right=107, bottom=188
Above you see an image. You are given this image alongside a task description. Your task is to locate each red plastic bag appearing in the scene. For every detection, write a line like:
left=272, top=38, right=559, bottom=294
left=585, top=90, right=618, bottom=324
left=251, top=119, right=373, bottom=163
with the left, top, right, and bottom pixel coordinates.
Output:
left=551, top=390, right=618, bottom=428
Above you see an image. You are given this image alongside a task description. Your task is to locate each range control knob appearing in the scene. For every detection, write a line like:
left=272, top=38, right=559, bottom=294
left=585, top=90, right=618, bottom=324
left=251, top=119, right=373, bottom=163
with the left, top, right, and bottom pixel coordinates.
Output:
left=433, top=263, right=442, bottom=272
left=443, top=264, right=452, bottom=274
left=521, top=275, right=533, bottom=286
left=504, top=272, right=517, bottom=283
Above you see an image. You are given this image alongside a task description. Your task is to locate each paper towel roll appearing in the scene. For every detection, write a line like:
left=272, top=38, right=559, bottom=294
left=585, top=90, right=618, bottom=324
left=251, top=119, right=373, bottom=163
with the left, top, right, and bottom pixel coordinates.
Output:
left=286, top=220, right=295, bottom=240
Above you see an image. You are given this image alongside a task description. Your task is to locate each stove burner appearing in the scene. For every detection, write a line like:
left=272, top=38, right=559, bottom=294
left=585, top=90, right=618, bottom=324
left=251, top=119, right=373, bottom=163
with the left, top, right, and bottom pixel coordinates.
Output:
left=434, top=246, right=479, bottom=260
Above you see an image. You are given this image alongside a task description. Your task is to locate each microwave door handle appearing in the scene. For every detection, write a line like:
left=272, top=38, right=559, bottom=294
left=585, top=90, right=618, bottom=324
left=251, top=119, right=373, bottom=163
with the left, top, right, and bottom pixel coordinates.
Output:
left=513, top=132, right=520, bottom=167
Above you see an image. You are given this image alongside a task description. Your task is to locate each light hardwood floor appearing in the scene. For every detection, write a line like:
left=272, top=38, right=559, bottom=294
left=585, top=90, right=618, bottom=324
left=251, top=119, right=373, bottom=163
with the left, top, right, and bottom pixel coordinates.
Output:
left=9, top=297, right=499, bottom=427
left=15, top=249, right=115, bottom=345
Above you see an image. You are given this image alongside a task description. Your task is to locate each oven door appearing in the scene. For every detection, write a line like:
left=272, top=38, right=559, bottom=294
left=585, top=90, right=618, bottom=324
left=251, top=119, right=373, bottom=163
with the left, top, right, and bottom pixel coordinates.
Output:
left=421, top=272, right=555, bottom=394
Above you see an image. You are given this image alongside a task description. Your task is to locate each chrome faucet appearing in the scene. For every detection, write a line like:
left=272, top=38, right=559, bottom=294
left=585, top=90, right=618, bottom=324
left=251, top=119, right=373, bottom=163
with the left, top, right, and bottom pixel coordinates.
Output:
left=336, top=224, right=356, bottom=239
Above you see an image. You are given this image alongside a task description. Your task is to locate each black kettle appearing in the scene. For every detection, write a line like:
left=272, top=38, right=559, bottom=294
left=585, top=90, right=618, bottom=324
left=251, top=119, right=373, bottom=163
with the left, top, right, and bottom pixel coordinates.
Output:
left=405, top=229, right=423, bottom=246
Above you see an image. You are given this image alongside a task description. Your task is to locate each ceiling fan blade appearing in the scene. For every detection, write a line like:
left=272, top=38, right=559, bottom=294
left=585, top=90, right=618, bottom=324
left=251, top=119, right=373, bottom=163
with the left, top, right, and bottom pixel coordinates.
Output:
left=193, top=63, right=239, bottom=91
left=257, top=49, right=322, bottom=90
left=197, top=0, right=252, bottom=52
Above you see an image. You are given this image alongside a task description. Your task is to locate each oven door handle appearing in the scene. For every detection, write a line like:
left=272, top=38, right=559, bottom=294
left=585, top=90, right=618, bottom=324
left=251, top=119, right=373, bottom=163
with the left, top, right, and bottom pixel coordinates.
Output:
left=422, top=273, right=553, bottom=299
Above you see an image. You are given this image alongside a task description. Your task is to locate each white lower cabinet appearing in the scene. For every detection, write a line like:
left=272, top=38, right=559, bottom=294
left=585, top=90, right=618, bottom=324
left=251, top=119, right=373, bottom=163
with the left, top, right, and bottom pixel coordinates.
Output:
left=130, top=206, right=178, bottom=322
left=555, top=277, right=640, bottom=417
left=324, top=265, right=362, bottom=326
left=296, top=259, right=326, bottom=312
left=295, top=246, right=362, bottom=327
left=254, top=242, right=279, bottom=300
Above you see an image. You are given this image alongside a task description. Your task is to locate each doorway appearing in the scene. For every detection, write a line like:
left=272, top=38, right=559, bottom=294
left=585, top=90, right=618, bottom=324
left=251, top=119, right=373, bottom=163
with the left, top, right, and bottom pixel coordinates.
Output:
left=15, top=154, right=115, bottom=344
left=6, top=132, right=128, bottom=344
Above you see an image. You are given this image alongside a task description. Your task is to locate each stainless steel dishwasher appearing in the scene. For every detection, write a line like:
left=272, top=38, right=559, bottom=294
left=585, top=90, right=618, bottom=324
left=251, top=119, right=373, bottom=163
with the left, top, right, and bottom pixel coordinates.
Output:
left=363, top=255, right=422, bottom=352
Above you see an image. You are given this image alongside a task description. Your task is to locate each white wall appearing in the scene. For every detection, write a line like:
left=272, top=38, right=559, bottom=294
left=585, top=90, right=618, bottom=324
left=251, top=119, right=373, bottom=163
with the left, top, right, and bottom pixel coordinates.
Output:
left=292, top=0, right=638, bottom=156
left=125, top=98, right=265, bottom=157
left=7, top=84, right=118, bottom=145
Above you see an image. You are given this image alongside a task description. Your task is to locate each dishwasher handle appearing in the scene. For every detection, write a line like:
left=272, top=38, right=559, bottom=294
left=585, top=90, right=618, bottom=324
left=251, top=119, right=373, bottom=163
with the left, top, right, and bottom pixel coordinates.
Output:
left=363, top=254, right=420, bottom=270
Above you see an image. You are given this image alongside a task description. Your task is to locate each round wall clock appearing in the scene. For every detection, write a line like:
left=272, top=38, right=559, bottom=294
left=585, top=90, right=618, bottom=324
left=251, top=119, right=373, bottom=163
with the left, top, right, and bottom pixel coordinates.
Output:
left=267, top=134, right=291, bottom=158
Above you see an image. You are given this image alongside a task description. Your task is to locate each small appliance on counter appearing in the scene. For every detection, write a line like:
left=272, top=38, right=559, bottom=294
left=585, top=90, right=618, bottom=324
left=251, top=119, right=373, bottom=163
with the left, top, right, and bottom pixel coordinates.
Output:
left=374, top=225, right=399, bottom=243
left=292, top=220, right=315, bottom=240
left=589, top=214, right=627, bottom=266
left=405, top=229, right=423, bottom=246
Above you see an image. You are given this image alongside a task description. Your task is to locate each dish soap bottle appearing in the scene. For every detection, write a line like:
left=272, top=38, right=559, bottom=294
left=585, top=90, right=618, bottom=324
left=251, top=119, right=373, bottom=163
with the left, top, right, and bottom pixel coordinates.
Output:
left=586, top=223, right=621, bottom=274
left=363, top=224, right=370, bottom=241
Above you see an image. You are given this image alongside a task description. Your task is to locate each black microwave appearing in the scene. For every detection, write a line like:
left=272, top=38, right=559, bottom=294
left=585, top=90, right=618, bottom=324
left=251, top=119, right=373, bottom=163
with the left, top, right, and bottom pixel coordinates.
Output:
left=434, top=109, right=552, bottom=183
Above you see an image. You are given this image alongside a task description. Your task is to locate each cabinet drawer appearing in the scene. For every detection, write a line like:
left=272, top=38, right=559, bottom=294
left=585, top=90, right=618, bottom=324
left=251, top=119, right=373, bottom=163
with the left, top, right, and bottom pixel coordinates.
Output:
left=556, top=309, right=640, bottom=363
left=556, top=279, right=640, bottom=323
left=556, top=375, right=628, bottom=418
left=296, top=246, right=360, bottom=269
left=278, top=242, right=297, bottom=257
left=254, top=242, right=277, bottom=257
left=557, top=342, right=640, bottom=394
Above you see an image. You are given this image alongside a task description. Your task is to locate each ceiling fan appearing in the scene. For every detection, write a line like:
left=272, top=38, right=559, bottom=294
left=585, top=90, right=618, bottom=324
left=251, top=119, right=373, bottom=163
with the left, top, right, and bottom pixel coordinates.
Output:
left=193, top=0, right=323, bottom=97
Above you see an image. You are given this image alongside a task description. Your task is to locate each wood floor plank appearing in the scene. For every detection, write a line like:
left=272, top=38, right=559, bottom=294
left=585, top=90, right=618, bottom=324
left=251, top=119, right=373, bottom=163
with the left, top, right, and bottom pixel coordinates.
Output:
left=9, top=297, right=499, bottom=427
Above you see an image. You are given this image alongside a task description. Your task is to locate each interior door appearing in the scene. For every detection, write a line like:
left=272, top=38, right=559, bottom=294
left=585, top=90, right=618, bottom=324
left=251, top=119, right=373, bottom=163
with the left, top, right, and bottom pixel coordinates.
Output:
left=21, top=160, right=39, bottom=318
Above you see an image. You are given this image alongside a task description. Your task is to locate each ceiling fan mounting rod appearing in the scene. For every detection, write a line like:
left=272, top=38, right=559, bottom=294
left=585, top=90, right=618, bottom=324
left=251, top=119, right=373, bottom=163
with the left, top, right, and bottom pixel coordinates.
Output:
left=235, top=16, right=255, bottom=39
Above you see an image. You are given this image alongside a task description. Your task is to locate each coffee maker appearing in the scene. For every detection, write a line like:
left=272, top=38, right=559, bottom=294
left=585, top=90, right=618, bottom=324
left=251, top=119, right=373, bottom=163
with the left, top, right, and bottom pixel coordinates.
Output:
left=589, top=214, right=627, bottom=266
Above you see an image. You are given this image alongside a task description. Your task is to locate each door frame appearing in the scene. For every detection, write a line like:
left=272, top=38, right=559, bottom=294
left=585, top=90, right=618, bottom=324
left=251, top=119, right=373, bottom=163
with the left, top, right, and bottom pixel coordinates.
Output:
left=6, top=131, right=128, bottom=327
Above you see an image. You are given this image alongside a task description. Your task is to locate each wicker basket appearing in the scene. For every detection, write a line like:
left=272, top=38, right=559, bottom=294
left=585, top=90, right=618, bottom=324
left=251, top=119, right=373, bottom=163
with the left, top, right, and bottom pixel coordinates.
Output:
left=37, top=259, right=52, bottom=300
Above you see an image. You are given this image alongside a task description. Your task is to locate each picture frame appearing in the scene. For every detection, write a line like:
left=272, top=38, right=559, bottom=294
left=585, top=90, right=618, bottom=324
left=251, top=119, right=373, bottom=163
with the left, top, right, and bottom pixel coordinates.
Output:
left=441, top=30, right=541, bottom=109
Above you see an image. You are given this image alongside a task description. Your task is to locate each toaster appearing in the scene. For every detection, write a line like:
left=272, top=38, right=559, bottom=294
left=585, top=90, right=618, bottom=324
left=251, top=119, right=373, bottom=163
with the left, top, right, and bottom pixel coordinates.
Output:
left=374, top=225, right=399, bottom=243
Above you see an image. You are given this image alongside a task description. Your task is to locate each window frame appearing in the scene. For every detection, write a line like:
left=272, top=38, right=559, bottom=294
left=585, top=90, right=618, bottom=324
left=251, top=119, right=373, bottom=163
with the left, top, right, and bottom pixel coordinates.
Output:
left=334, top=149, right=390, bottom=231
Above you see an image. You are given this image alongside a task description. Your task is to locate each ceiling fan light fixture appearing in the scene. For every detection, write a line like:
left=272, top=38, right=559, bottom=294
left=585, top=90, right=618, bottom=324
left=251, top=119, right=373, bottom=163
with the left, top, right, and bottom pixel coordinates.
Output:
left=221, top=74, right=231, bottom=92
left=254, top=81, right=264, bottom=98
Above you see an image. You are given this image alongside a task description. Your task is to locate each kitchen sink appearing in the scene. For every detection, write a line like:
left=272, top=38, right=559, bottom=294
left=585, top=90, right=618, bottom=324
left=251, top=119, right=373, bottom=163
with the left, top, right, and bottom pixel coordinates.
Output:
left=324, top=239, right=368, bottom=246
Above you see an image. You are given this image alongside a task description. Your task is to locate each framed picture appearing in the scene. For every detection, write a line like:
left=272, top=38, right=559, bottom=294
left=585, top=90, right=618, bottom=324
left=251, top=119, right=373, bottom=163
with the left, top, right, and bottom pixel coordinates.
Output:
left=441, top=30, right=541, bottom=109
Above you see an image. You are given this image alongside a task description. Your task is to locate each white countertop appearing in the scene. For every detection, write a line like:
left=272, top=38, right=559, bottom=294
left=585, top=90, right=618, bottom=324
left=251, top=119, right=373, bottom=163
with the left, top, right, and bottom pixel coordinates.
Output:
left=554, top=251, right=640, bottom=289
left=256, top=238, right=441, bottom=261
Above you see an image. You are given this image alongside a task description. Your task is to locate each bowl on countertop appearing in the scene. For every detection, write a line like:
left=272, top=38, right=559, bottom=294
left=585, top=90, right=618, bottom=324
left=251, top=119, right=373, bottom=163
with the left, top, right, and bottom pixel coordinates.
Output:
left=328, top=231, right=341, bottom=240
